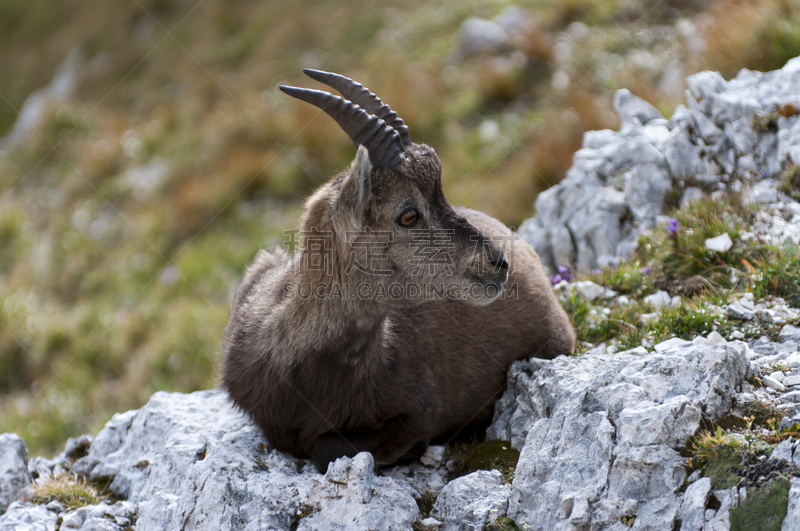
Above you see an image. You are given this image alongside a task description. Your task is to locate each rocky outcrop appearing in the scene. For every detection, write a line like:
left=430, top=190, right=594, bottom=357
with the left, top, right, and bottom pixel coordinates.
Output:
left=520, top=56, right=800, bottom=273
left=68, top=390, right=419, bottom=531
left=4, top=333, right=799, bottom=530
left=487, top=341, right=747, bottom=530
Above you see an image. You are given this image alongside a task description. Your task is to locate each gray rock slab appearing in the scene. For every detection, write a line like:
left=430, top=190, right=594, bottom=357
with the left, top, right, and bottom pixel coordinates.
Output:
left=680, top=477, right=711, bottom=531
left=431, top=470, right=510, bottom=531
left=488, top=343, right=748, bottom=530
left=73, top=391, right=418, bottom=530
left=0, top=502, right=57, bottom=531
left=0, top=434, right=29, bottom=512
left=781, top=325, right=800, bottom=343
left=783, top=477, right=800, bottom=531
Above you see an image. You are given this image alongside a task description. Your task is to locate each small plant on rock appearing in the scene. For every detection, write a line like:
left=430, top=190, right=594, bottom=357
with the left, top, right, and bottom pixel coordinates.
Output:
left=687, top=427, right=746, bottom=489
left=28, top=474, right=110, bottom=510
left=778, top=164, right=800, bottom=200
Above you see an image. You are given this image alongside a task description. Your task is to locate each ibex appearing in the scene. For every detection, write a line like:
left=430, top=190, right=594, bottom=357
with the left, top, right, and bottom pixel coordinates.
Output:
left=222, top=69, right=575, bottom=473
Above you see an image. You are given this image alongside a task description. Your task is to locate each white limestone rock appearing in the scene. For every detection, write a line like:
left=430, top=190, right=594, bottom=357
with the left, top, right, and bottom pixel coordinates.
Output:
left=488, top=343, right=749, bottom=530
left=70, top=391, right=418, bottom=531
left=0, top=434, right=29, bottom=512
left=431, top=470, right=510, bottom=531
left=705, top=233, right=733, bottom=253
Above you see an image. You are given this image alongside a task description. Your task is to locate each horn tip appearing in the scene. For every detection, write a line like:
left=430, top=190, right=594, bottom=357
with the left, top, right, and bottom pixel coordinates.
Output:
left=303, top=68, right=332, bottom=80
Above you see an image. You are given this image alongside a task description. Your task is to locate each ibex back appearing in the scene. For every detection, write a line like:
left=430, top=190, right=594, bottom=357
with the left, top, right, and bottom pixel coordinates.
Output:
left=222, top=69, right=575, bottom=473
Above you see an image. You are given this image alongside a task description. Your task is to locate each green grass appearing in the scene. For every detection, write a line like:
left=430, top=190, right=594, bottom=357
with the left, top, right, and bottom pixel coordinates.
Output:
left=780, top=164, right=800, bottom=200
left=640, top=196, right=763, bottom=295
left=28, top=474, right=110, bottom=510
left=563, top=292, right=648, bottom=348
left=561, top=192, right=800, bottom=353
left=750, top=242, right=800, bottom=307
left=730, top=476, right=791, bottom=531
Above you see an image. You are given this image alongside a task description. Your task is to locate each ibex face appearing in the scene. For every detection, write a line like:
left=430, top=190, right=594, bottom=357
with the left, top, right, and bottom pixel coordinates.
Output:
left=283, top=71, right=508, bottom=308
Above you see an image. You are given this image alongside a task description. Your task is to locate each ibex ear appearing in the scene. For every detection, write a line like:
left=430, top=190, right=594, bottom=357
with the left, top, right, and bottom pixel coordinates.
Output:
left=337, top=145, right=372, bottom=213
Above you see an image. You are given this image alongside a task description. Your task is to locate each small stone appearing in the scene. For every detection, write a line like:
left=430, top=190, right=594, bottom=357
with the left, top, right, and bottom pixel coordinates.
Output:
left=706, top=331, right=727, bottom=345
left=731, top=331, right=745, bottom=340
left=458, top=18, right=512, bottom=58
left=644, top=290, right=672, bottom=309
left=705, top=233, right=733, bottom=252
left=785, top=375, right=800, bottom=387
left=421, top=517, right=442, bottom=527
left=573, top=281, right=606, bottom=301
left=763, top=375, right=786, bottom=392
left=780, top=324, right=800, bottom=342
left=757, top=308, right=785, bottom=325
left=61, top=509, right=87, bottom=529
left=778, top=391, right=800, bottom=404
left=771, top=439, right=794, bottom=462
left=618, top=346, right=648, bottom=356
left=45, top=500, right=65, bottom=513
left=727, top=303, right=755, bottom=320
left=420, top=446, right=446, bottom=468
left=693, top=336, right=712, bottom=346
left=640, top=312, right=659, bottom=324
left=654, top=337, right=691, bottom=353
left=769, top=371, right=786, bottom=383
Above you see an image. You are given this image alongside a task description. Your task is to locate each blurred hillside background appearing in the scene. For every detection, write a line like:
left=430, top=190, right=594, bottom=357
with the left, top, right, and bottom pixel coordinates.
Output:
left=1, top=0, right=800, bottom=456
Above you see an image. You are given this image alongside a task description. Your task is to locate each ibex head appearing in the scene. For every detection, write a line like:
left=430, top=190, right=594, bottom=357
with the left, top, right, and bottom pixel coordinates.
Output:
left=281, top=70, right=508, bottom=307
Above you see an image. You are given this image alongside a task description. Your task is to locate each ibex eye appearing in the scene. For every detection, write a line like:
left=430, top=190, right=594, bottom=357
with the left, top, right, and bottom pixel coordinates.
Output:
left=398, top=209, right=419, bottom=227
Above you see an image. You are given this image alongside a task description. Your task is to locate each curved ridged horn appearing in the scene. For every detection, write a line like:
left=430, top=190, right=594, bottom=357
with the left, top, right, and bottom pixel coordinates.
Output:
left=302, top=69, right=411, bottom=146
left=279, top=86, right=403, bottom=167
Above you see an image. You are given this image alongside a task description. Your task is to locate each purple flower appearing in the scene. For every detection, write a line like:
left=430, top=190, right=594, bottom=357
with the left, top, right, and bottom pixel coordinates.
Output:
left=641, top=266, right=651, bottom=275
left=550, top=274, right=562, bottom=285
left=759, top=171, right=769, bottom=180
left=557, top=265, right=572, bottom=283
left=591, top=268, right=602, bottom=275
left=665, top=218, right=680, bottom=236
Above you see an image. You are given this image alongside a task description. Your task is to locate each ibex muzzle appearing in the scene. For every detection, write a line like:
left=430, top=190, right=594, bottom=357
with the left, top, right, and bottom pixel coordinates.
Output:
left=222, top=70, right=575, bottom=473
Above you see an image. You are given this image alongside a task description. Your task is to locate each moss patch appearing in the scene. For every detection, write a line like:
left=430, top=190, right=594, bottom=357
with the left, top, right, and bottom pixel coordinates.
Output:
left=486, top=515, right=526, bottom=530
left=447, top=440, right=520, bottom=484
left=730, top=476, right=791, bottom=531
left=704, top=447, right=744, bottom=490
